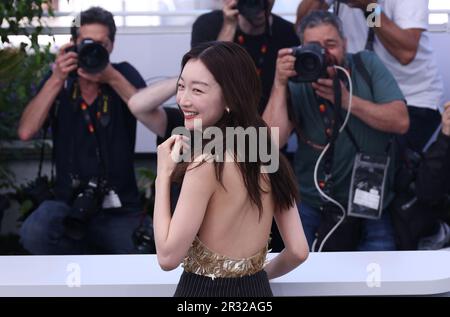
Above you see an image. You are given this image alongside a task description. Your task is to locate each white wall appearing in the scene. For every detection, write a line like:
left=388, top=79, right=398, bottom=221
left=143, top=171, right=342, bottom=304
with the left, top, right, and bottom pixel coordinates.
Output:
left=110, top=30, right=450, bottom=153
left=429, top=32, right=450, bottom=105
left=110, top=31, right=191, bottom=153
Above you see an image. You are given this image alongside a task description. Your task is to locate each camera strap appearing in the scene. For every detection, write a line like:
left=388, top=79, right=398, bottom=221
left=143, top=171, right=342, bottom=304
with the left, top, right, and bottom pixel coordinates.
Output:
left=353, top=52, right=374, bottom=98
left=36, top=119, right=55, bottom=184
left=236, top=31, right=269, bottom=77
left=311, top=74, right=361, bottom=196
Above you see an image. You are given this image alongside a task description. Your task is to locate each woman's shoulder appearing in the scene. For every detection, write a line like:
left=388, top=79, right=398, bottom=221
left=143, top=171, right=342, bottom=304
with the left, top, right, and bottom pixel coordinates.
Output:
left=184, top=154, right=217, bottom=180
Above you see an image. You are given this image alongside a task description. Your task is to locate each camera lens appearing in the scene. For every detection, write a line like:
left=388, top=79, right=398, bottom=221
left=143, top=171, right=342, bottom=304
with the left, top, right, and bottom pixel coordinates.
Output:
left=301, top=54, right=320, bottom=72
left=78, top=40, right=109, bottom=74
left=290, top=42, right=328, bottom=82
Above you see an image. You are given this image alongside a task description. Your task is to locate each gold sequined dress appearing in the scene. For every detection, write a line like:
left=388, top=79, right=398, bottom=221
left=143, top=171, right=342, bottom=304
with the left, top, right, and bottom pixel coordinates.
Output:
left=174, top=236, right=273, bottom=297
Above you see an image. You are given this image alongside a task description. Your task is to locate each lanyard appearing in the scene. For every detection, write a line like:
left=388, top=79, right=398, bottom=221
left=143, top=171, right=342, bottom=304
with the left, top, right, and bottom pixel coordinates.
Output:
left=296, top=74, right=361, bottom=194
left=237, top=31, right=269, bottom=77
left=235, top=6, right=272, bottom=77
left=68, top=82, right=111, bottom=184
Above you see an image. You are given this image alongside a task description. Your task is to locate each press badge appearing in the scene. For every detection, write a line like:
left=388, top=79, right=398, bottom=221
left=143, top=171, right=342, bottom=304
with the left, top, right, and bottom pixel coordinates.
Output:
left=102, top=190, right=122, bottom=209
left=348, top=153, right=390, bottom=220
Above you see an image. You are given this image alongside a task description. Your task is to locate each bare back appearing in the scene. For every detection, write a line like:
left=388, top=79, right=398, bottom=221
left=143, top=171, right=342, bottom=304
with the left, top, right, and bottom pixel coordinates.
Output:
left=197, top=160, right=274, bottom=259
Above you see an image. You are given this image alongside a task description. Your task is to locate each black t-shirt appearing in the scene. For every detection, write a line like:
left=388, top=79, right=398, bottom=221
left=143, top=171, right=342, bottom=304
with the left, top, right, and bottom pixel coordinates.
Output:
left=42, top=62, right=146, bottom=210
left=191, top=10, right=300, bottom=113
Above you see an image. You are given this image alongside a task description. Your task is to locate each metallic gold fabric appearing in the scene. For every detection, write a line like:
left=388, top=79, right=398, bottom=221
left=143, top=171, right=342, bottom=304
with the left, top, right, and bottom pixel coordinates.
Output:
left=182, top=236, right=269, bottom=279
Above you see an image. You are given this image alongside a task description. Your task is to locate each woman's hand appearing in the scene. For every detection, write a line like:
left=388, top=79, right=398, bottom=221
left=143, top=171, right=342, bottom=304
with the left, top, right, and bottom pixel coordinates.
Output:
left=157, top=134, right=190, bottom=178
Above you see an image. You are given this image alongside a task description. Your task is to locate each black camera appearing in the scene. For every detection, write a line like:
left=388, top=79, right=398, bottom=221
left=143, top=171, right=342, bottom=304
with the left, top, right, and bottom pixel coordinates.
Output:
left=63, top=178, right=106, bottom=240
left=290, top=42, right=336, bottom=83
left=65, top=38, right=109, bottom=74
left=237, top=0, right=267, bottom=21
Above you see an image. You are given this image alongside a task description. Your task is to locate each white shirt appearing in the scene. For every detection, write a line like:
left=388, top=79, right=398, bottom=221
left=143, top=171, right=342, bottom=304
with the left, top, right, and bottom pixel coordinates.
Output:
left=328, top=0, right=444, bottom=111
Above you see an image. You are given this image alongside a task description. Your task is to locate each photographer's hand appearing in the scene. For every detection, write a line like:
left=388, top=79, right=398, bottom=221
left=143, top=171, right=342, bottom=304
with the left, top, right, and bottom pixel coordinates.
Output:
left=312, top=67, right=350, bottom=108
left=77, top=63, right=116, bottom=84
left=263, top=48, right=296, bottom=148
left=78, top=64, right=138, bottom=103
left=218, top=0, right=239, bottom=41
left=274, top=48, right=297, bottom=88
left=52, top=43, right=78, bottom=82
left=442, top=102, right=450, bottom=137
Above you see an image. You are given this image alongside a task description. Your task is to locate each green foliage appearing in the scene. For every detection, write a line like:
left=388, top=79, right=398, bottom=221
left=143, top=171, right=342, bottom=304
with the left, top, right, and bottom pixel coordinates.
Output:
left=136, top=167, right=157, bottom=216
left=0, top=0, right=55, bottom=189
left=0, top=46, right=54, bottom=139
left=0, top=0, right=54, bottom=49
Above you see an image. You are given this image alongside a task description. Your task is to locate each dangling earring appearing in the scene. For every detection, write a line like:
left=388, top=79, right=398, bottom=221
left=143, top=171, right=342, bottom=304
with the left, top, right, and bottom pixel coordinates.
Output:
left=225, top=107, right=230, bottom=113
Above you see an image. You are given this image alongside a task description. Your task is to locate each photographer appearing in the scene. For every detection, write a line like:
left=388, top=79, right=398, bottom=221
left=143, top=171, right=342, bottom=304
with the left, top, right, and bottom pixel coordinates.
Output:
left=17, top=7, right=148, bottom=254
left=296, top=0, right=444, bottom=154
left=191, top=0, right=300, bottom=113
left=263, top=11, right=409, bottom=251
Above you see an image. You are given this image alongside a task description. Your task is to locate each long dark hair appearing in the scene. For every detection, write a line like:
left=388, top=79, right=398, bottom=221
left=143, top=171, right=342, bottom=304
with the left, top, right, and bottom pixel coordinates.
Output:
left=173, top=41, right=299, bottom=217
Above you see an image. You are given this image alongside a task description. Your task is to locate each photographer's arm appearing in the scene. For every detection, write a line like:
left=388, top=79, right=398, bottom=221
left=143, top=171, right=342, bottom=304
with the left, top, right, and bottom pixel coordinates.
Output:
left=217, top=0, right=239, bottom=41
left=263, top=49, right=296, bottom=148
left=374, top=14, right=423, bottom=65
left=347, top=0, right=423, bottom=65
left=313, top=78, right=409, bottom=134
left=128, top=77, right=178, bottom=137
left=78, top=64, right=138, bottom=104
left=104, top=67, right=138, bottom=103
left=18, top=75, right=63, bottom=141
left=347, top=97, right=409, bottom=134
left=18, top=44, right=77, bottom=141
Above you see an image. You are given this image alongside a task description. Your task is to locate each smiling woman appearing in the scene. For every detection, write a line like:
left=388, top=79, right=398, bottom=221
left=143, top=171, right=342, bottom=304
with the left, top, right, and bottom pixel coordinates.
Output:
left=153, top=41, right=309, bottom=297
left=176, top=59, right=226, bottom=130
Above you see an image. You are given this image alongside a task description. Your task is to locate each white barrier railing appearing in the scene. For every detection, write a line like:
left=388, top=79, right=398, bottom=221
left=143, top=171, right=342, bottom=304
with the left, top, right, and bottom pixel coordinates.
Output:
left=0, top=251, right=449, bottom=297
